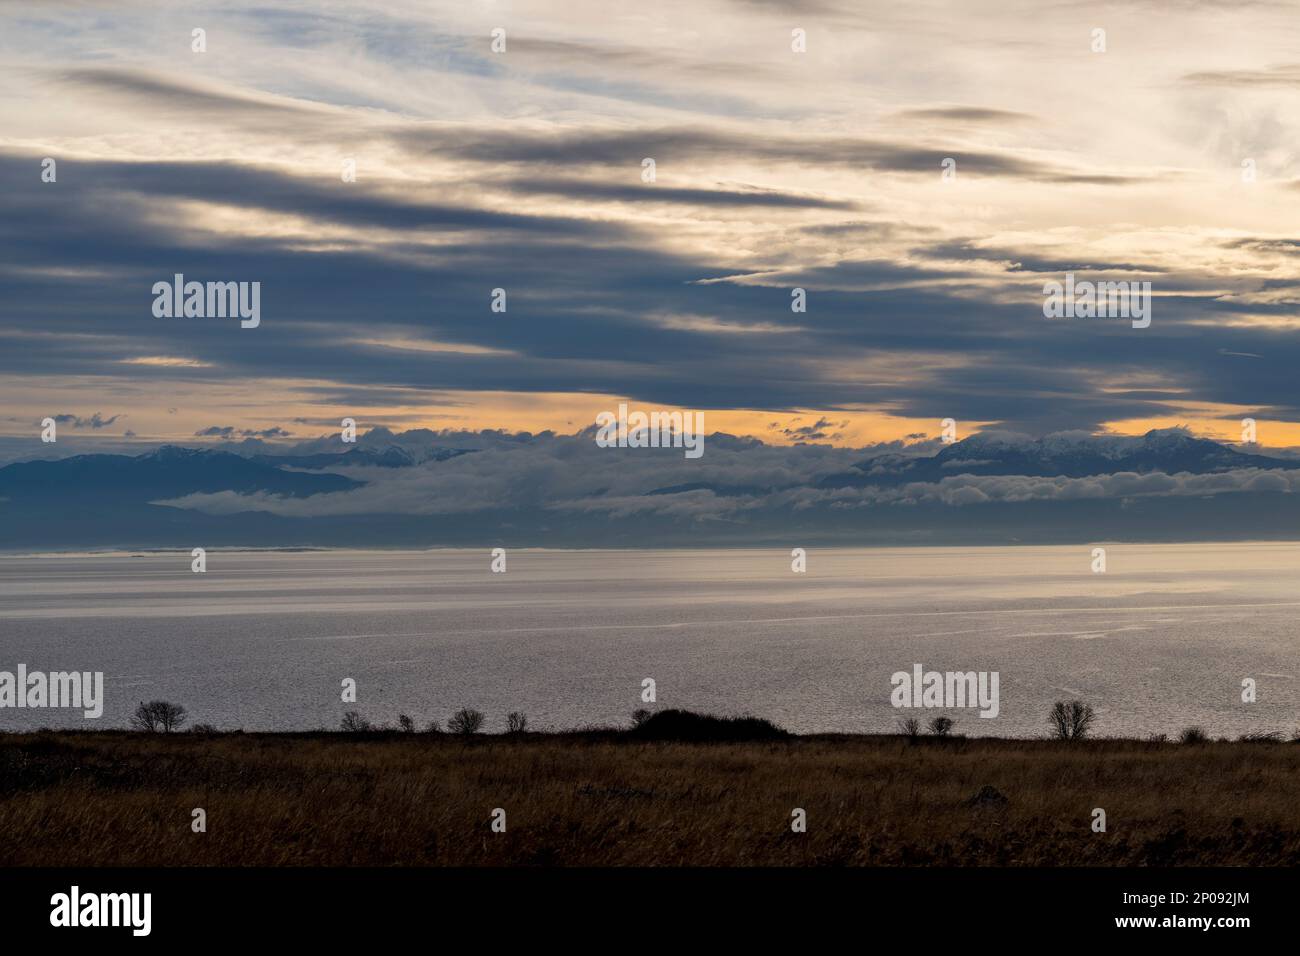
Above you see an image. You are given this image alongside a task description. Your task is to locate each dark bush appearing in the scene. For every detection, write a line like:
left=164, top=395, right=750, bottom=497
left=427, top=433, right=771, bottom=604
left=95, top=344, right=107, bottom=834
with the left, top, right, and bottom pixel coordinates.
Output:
left=625, top=709, right=787, bottom=742
left=928, top=715, right=954, bottom=738
left=448, top=708, right=485, bottom=735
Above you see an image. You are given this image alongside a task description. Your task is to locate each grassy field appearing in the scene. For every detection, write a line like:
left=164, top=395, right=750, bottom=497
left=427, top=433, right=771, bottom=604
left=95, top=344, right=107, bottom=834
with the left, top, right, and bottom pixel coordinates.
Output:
left=2, top=728, right=1298, bottom=866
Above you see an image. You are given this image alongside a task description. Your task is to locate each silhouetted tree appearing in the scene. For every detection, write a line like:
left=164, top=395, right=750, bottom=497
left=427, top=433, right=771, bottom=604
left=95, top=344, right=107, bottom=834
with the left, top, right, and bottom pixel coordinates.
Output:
left=340, top=710, right=372, bottom=732
left=448, top=708, right=485, bottom=735
left=1048, top=700, right=1097, bottom=740
left=506, top=711, right=528, bottom=734
left=130, top=700, right=187, bottom=733
left=897, top=716, right=921, bottom=740
left=631, top=708, right=652, bottom=728
left=397, top=714, right=416, bottom=733
left=928, top=715, right=954, bottom=738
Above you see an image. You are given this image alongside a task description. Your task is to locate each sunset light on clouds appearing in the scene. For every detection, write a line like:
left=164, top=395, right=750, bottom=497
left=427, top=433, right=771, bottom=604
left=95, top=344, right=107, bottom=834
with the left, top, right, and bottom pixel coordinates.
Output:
left=3, top=0, right=1300, bottom=456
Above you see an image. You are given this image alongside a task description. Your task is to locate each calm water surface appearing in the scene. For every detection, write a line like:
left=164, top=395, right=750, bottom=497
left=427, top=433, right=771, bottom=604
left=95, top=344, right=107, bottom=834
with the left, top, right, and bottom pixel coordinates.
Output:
left=0, top=544, right=1297, bottom=736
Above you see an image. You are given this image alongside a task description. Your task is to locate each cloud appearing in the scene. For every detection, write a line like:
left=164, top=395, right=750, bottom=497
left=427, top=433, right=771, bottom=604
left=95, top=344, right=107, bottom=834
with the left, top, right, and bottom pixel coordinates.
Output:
left=57, top=67, right=330, bottom=123
left=1181, top=64, right=1300, bottom=88
left=892, top=106, right=1037, bottom=125
left=401, top=125, right=1143, bottom=184
left=52, top=412, right=122, bottom=429
left=196, top=425, right=292, bottom=438
left=5, top=0, right=1300, bottom=449
left=153, top=426, right=1300, bottom=525
left=780, top=417, right=840, bottom=441
left=501, top=177, right=859, bottom=209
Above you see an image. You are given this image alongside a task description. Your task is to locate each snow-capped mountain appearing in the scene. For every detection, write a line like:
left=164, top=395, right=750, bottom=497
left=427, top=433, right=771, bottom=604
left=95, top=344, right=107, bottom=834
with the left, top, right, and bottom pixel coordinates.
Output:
left=822, top=428, right=1300, bottom=488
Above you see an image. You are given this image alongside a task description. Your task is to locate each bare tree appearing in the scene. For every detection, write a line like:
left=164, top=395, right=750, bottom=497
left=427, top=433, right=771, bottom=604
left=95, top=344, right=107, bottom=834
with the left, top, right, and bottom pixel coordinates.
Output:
left=397, top=714, right=416, bottom=733
left=129, top=700, right=187, bottom=733
left=1048, top=700, right=1097, bottom=740
left=1179, top=725, right=1208, bottom=745
left=897, top=716, right=921, bottom=740
left=448, top=707, right=485, bottom=735
left=506, top=711, right=528, bottom=734
left=340, top=710, right=372, bottom=732
left=928, top=715, right=954, bottom=738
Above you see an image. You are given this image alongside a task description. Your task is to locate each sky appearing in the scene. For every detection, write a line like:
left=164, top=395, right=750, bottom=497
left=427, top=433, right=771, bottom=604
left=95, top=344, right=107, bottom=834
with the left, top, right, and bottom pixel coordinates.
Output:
left=2, top=0, right=1300, bottom=461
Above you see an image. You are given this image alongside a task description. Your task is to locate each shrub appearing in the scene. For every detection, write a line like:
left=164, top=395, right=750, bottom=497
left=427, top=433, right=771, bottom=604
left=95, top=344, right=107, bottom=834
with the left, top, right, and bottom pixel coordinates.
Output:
left=627, top=709, right=787, bottom=742
left=423, top=720, right=442, bottom=734
left=188, top=723, right=219, bottom=735
left=129, top=700, right=187, bottom=733
left=897, top=717, right=921, bottom=740
left=928, top=715, right=954, bottom=738
left=448, top=708, right=485, bottom=735
left=397, top=714, right=416, bottom=734
left=631, top=708, right=653, bottom=728
left=1239, top=731, right=1282, bottom=743
left=340, top=711, right=372, bottom=733
left=506, top=712, right=528, bottom=734
left=1179, top=726, right=1208, bottom=745
left=1047, top=700, right=1097, bottom=740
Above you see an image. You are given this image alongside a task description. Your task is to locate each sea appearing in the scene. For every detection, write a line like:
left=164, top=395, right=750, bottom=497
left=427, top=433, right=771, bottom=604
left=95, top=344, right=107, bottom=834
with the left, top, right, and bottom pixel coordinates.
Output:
left=0, top=543, right=1296, bottom=737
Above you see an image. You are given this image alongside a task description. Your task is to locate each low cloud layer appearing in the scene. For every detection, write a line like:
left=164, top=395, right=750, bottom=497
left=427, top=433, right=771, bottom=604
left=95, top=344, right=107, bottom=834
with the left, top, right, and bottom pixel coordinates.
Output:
left=154, top=426, right=1300, bottom=523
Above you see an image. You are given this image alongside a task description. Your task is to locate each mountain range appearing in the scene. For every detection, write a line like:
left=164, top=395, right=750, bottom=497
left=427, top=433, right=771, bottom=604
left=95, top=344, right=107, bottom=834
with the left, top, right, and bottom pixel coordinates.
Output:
left=820, top=429, right=1300, bottom=489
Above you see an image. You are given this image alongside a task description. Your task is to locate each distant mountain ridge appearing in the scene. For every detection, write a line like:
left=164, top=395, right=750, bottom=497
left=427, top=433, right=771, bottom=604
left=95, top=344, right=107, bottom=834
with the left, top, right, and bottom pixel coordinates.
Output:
left=0, top=441, right=482, bottom=506
left=818, top=428, right=1300, bottom=489
left=250, top=445, right=474, bottom=470
left=0, top=445, right=361, bottom=502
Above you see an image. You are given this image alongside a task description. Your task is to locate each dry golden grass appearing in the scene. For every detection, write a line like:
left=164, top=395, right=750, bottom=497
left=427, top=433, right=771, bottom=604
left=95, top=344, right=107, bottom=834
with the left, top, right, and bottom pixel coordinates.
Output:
left=2, top=731, right=1298, bottom=866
